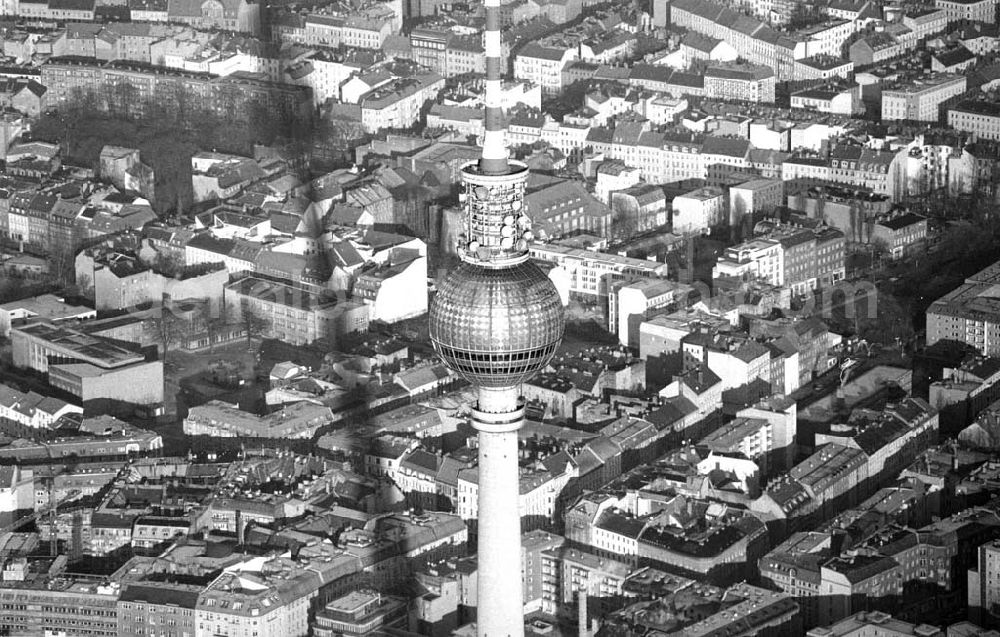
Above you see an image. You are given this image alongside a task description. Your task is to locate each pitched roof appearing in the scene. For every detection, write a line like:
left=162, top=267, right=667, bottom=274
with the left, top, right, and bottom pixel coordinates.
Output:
left=329, top=241, right=364, bottom=269
left=936, top=46, right=976, bottom=68
left=629, top=63, right=672, bottom=84
left=401, top=449, right=441, bottom=476
left=50, top=0, right=95, bottom=10
left=679, top=364, right=722, bottom=393
left=518, top=42, right=571, bottom=61
left=681, top=31, right=723, bottom=54
left=701, top=136, right=751, bottom=158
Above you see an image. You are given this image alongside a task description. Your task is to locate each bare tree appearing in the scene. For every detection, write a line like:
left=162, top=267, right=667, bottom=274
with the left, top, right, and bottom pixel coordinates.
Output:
left=143, top=294, right=189, bottom=363
left=189, top=301, right=229, bottom=354
left=103, top=80, right=140, bottom=121
left=869, top=237, right=890, bottom=271
left=610, top=201, right=638, bottom=241
left=240, top=300, right=271, bottom=354
left=48, top=244, right=77, bottom=286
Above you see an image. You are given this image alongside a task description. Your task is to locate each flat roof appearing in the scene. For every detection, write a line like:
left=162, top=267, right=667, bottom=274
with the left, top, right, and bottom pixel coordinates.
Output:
left=226, top=276, right=339, bottom=311
left=800, top=366, right=911, bottom=422
left=530, top=243, right=667, bottom=272
left=15, top=322, right=144, bottom=368
left=0, top=294, right=93, bottom=318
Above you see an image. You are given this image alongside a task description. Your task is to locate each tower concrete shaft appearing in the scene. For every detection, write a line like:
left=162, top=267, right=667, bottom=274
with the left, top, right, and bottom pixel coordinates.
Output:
left=473, top=388, right=525, bottom=637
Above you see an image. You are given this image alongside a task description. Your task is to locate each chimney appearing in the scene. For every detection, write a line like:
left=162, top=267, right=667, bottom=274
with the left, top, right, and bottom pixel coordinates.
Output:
left=578, top=588, right=589, bottom=637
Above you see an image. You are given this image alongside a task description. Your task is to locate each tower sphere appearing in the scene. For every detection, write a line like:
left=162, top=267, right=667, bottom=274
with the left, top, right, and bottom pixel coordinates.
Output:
left=429, top=259, right=565, bottom=389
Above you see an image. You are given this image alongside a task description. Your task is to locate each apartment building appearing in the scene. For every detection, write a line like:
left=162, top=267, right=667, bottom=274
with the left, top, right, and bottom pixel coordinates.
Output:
left=672, top=187, right=726, bottom=234
left=352, top=255, right=428, bottom=323
left=704, top=62, right=776, bottom=103
left=678, top=32, right=739, bottom=67
left=793, top=56, right=855, bottom=82
left=872, top=212, right=928, bottom=259
left=524, top=179, right=612, bottom=239
left=881, top=74, right=967, bottom=122
left=927, top=260, right=1000, bottom=355
left=711, top=225, right=842, bottom=304
left=969, top=538, right=1000, bottom=625
left=790, top=84, right=859, bottom=115
left=284, top=14, right=393, bottom=49
left=610, top=183, right=671, bottom=233
left=609, top=278, right=693, bottom=348
left=0, top=580, right=120, bottom=636
left=783, top=147, right=907, bottom=202
left=849, top=32, right=911, bottom=66
left=514, top=43, right=578, bottom=97
left=0, top=383, right=81, bottom=429
left=903, top=8, right=949, bottom=40
left=713, top=239, right=784, bottom=286
left=949, top=100, right=1000, bottom=140
left=729, top=178, right=784, bottom=226
left=183, top=400, right=334, bottom=438
left=284, top=48, right=382, bottom=105
left=670, top=0, right=807, bottom=80
left=700, top=416, right=775, bottom=475
left=586, top=127, right=705, bottom=184
left=359, top=72, right=445, bottom=133
left=42, top=58, right=312, bottom=124
left=17, top=0, right=96, bottom=21
left=528, top=243, right=669, bottom=299
left=457, top=464, right=574, bottom=531
left=936, top=0, right=998, bottom=23
left=224, top=276, right=369, bottom=345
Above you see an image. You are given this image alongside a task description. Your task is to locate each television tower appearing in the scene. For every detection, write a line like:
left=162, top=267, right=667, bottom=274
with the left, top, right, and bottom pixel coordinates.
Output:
left=428, top=0, right=566, bottom=633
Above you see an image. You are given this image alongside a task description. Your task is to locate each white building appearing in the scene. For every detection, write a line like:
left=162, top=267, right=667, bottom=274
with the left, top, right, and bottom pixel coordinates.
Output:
left=881, top=74, right=967, bottom=122
left=672, top=187, right=726, bottom=234
left=738, top=400, right=798, bottom=467
left=936, top=0, right=997, bottom=24
left=970, top=538, right=1000, bottom=623
left=297, top=14, right=393, bottom=49
left=682, top=339, right=772, bottom=391
left=184, top=235, right=257, bottom=275
left=793, top=56, right=855, bottom=82
left=800, top=19, right=856, bottom=58
left=528, top=243, right=669, bottom=299
left=514, top=43, right=578, bottom=97
left=609, top=278, right=691, bottom=348
left=360, top=72, right=445, bottom=133
left=456, top=465, right=575, bottom=528
left=0, top=383, right=81, bottom=429
left=678, top=32, right=739, bottom=68
left=729, top=179, right=783, bottom=226
left=0, top=294, right=95, bottom=338
left=902, top=8, right=949, bottom=41
left=712, top=239, right=784, bottom=286
left=595, top=162, right=641, bottom=205
left=284, top=50, right=373, bottom=106
left=0, top=466, right=33, bottom=514
left=704, top=63, right=776, bottom=103
left=948, top=100, right=1000, bottom=140
left=790, top=84, right=859, bottom=115
left=352, top=255, right=428, bottom=323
